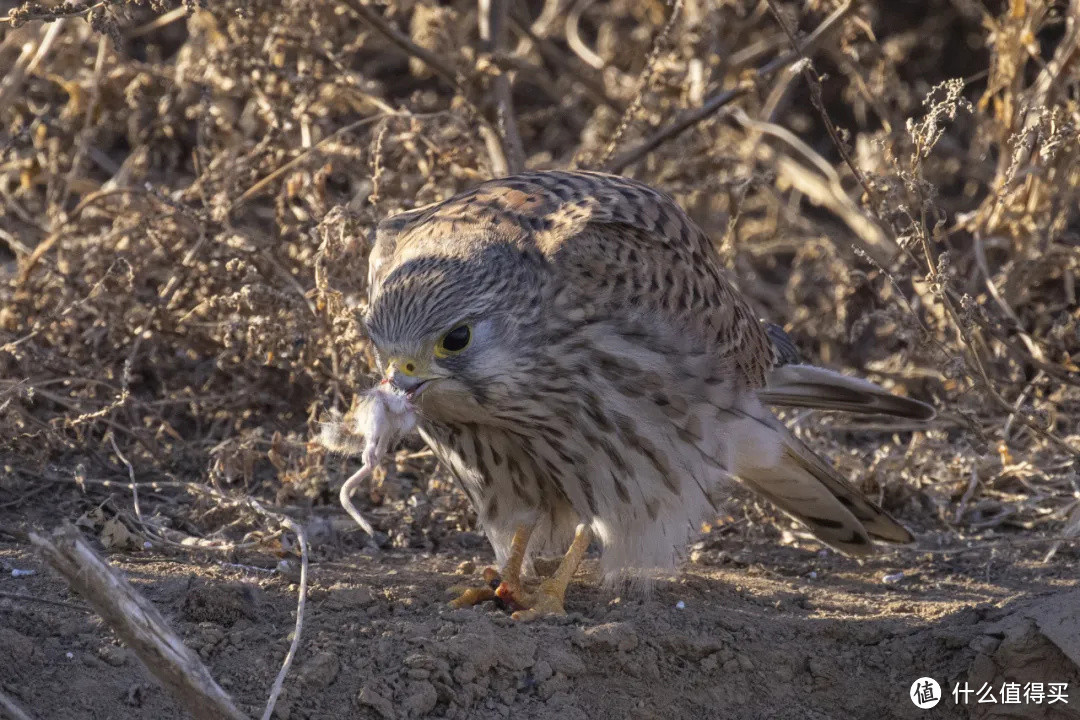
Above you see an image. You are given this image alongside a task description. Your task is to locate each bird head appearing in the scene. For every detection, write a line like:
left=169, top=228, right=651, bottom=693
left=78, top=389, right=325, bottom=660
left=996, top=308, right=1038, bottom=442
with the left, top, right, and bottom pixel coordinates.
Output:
left=363, top=242, right=545, bottom=421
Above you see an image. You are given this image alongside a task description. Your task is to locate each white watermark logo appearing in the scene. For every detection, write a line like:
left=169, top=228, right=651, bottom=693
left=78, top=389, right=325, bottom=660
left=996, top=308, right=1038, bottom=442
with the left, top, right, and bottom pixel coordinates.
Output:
left=911, top=677, right=942, bottom=709
left=953, top=681, right=1069, bottom=705
left=909, top=678, right=1070, bottom=709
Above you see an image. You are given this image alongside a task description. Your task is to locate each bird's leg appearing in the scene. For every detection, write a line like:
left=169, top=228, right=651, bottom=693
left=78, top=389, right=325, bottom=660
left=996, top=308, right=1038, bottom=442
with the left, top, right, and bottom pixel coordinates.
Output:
left=511, top=524, right=590, bottom=621
left=493, top=521, right=532, bottom=608
left=448, top=523, right=534, bottom=609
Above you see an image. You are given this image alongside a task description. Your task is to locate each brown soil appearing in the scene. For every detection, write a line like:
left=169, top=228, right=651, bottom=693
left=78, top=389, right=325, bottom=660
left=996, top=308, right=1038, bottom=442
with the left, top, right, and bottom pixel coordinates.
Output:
left=3, top=535, right=1079, bottom=719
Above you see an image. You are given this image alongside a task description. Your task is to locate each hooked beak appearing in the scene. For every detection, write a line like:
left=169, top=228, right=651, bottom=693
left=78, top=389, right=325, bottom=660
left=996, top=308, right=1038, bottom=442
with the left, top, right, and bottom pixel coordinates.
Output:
left=384, top=357, right=436, bottom=398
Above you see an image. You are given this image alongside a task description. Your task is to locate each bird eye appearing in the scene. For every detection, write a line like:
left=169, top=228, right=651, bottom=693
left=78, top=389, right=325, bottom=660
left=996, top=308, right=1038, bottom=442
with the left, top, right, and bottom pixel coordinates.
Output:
left=435, top=324, right=472, bottom=357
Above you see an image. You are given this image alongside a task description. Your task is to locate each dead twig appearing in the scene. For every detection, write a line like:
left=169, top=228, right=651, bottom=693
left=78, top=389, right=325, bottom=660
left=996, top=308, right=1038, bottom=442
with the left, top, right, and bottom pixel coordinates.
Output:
left=233, top=112, right=439, bottom=210
left=953, top=288, right=1080, bottom=388
left=55, top=34, right=108, bottom=216
left=337, top=0, right=463, bottom=92
left=0, top=19, right=65, bottom=116
left=0, top=689, right=37, bottom=720
left=729, top=107, right=895, bottom=266
left=0, top=590, right=89, bottom=611
left=29, top=525, right=248, bottom=720
left=1, top=2, right=103, bottom=25
left=607, top=0, right=856, bottom=173
left=586, top=0, right=683, bottom=170
left=479, top=0, right=525, bottom=173
left=336, top=0, right=513, bottom=173
left=953, top=466, right=981, bottom=525
left=508, top=8, right=621, bottom=111
left=763, top=0, right=877, bottom=206
left=1011, top=0, right=1080, bottom=172
left=126, top=5, right=188, bottom=39
left=764, top=2, right=1078, bottom=461
left=256, top=511, right=308, bottom=720
left=565, top=0, right=604, bottom=70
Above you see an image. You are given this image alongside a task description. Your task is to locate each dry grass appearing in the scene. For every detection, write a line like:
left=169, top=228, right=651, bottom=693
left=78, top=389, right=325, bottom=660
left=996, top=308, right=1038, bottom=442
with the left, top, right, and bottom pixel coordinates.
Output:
left=1, top=0, right=1078, bottom=560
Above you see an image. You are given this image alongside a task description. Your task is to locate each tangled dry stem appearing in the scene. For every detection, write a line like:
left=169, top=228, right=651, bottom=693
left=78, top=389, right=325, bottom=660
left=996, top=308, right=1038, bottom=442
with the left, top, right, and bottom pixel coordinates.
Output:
left=2, top=0, right=1080, bottom=708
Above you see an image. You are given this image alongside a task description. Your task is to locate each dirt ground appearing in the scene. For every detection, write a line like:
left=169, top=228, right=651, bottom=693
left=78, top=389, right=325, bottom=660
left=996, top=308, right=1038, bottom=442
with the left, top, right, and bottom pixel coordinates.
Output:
left=2, top=531, right=1079, bottom=720
left=3, top=0, right=1080, bottom=718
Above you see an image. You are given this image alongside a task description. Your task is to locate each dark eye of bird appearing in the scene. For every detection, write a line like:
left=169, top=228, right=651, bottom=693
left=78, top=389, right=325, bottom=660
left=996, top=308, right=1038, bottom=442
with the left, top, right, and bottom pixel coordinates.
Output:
left=442, top=325, right=471, bottom=352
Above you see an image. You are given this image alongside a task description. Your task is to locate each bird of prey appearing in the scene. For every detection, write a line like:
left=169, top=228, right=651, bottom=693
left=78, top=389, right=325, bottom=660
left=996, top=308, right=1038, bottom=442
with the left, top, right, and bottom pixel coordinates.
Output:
left=362, top=170, right=933, bottom=620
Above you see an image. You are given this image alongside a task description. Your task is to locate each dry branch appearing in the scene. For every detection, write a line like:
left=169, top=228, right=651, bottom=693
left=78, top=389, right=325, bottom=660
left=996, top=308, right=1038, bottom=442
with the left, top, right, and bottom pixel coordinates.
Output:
left=337, top=0, right=514, bottom=174
left=0, top=20, right=65, bottom=116
left=28, top=525, right=249, bottom=720
left=253, top=512, right=309, bottom=720
left=0, top=688, right=37, bottom=720
left=763, top=0, right=876, bottom=206
left=338, top=0, right=463, bottom=92
left=479, top=0, right=526, bottom=173
left=508, top=9, right=621, bottom=111
left=586, top=0, right=682, bottom=169
left=606, top=0, right=856, bottom=173
left=1012, top=0, right=1080, bottom=172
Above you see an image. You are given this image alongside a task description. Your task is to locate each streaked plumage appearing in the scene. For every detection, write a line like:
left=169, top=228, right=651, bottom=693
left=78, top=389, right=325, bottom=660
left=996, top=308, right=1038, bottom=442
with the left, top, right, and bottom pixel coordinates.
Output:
left=363, top=170, right=931, bottom=583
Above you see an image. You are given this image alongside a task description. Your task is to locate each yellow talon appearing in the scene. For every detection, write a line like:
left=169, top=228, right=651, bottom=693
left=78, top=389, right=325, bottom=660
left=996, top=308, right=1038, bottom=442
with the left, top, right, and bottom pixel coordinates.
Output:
left=510, top=523, right=590, bottom=621
left=510, top=578, right=568, bottom=621
left=447, top=567, right=501, bottom=608
left=448, top=524, right=533, bottom=609
left=448, top=522, right=590, bottom=620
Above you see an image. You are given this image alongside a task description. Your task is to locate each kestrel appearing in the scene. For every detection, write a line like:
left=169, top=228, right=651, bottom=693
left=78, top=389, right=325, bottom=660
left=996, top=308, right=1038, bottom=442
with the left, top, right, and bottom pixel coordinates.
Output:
left=362, top=170, right=932, bottom=619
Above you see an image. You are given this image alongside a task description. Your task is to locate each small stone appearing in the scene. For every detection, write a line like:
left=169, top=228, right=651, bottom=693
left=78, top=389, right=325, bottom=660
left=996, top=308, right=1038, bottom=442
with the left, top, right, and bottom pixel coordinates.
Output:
left=538, top=672, right=569, bottom=701
left=454, top=663, right=476, bottom=684
left=358, top=685, right=394, bottom=720
left=737, top=654, right=754, bottom=671
left=496, top=636, right=537, bottom=671
left=532, top=660, right=553, bottom=683
left=541, top=647, right=585, bottom=677
left=578, top=622, right=638, bottom=652
left=299, top=652, right=339, bottom=689
left=404, top=653, right=439, bottom=670
left=807, top=657, right=829, bottom=678
left=968, top=635, right=1000, bottom=655
left=325, top=585, right=375, bottom=609
left=403, top=681, right=438, bottom=717
left=456, top=560, right=476, bottom=575
left=97, top=645, right=128, bottom=667
left=546, top=690, right=573, bottom=707
left=180, top=582, right=259, bottom=626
